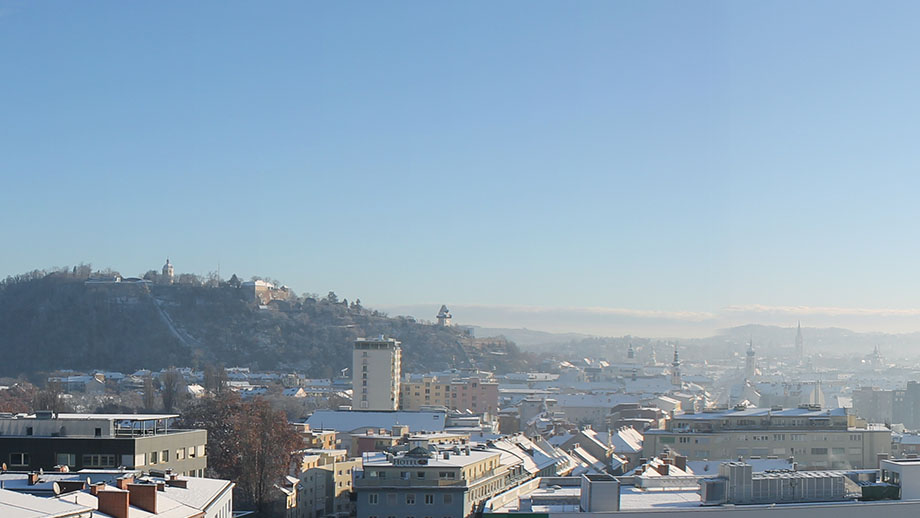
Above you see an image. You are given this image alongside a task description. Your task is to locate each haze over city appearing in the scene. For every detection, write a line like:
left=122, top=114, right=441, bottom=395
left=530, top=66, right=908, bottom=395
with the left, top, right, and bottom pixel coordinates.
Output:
left=4, top=1, right=920, bottom=337
left=9, top=3, right=920, bottom=518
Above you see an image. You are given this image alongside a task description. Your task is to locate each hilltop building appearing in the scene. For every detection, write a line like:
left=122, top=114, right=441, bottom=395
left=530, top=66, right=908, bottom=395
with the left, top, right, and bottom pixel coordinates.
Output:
left=353, top=337, right=402, bottom=411
left=241, top=279, right=291, bottom=305
left=161, top=258, right=174, bottom=285
left=437, top=305, right=452, bottom=327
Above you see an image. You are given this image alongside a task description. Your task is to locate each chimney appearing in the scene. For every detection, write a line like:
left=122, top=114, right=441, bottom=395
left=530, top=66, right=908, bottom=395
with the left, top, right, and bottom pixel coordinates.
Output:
left=656, top=463, right=670, bottom=476
left=115, top=475, right=134, bottom=490
left=128, top=483, right=158, bottom=514
left=169, top=473, right=179, bottom=481
left=98, top=490, right=130, bottom=518
left=166, top=477, right=188, bottom=488
left=156, top=481, right=166, bottom=492
left=56, top=480, right=87, bottom=495
left=90, top=482, right=106, bottom=496
left=674, top=455, right=687, bottom=472
left=27, top=472, right=40, bottom=485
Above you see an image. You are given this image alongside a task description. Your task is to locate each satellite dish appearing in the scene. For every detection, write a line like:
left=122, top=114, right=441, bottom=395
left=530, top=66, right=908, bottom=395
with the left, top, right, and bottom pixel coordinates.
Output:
left=86, top=477, right=92, bottom=486
left=52, top=482, right=61, bottom=495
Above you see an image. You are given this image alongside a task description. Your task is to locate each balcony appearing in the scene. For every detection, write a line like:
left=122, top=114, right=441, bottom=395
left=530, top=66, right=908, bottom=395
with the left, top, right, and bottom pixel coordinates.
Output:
left=354, top=477, right=467, bottom=488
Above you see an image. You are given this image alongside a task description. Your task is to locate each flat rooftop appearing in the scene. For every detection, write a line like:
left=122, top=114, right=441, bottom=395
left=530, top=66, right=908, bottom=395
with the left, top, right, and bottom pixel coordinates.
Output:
left=363, top=449, right=499, bottom=468
left=673, top=407, right=848, bottom=420
left=7, top=413, right=179, bottom=421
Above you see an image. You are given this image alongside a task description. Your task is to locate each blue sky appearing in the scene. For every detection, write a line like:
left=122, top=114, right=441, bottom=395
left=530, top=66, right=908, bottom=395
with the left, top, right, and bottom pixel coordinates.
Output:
left=2, top=1, right=920, bottom=336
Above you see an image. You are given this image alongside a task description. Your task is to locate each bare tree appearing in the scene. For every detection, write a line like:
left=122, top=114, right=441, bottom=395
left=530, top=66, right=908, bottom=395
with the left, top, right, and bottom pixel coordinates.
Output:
left=34, top=380, right=69, bottom=415
left=203, top=364, right=228, bottom=394
left=160, top=369, right=186, bottom=412
left=143, top=375, right=156, bottom=411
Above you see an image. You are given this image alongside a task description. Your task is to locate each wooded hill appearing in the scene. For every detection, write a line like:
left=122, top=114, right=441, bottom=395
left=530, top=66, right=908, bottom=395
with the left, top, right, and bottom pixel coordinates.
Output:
left=0, top=269, right=531, bottom=377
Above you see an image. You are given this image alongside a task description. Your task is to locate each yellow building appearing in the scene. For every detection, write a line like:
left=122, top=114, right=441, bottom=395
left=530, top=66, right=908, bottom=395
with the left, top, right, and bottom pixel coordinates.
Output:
left=400, top=376, right=451, bottom=410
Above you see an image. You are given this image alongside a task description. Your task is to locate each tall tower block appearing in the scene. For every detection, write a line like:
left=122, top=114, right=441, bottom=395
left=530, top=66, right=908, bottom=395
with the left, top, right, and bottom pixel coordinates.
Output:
left=353, top=337, right=402, bottom=410
left=795, top=321, right=804, bottom=360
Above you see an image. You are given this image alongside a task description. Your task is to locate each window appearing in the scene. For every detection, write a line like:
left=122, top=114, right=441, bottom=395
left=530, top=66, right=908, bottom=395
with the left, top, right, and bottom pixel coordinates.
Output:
left=10, top=453, right=29, bottom=466
left=83, top=454, right=116, bottom=468
left=679, top=437, right=690, bottom=443
left=94, top=428, right=102, bottom=437
left=425, top=494, right=435, bottom=505
left=56, top=453, right=76, bottom=467
left=417, top=471, right=426, bottom=479
left=368, top=493, right=379, bottom=504
left=176, top=448, right=185, bottom=460
left=443, top=494, right=453, bottom=504
left=26, top=427, right=33, bottom=436
left=150, top=451, right=159, bottom=464
left=407, top=494, right=416, bottom=505
left=811, top=448, right=828, bottom=455
left=832, top=448, right=845, bottom=455
left=161, top=450, right=169, bottom=462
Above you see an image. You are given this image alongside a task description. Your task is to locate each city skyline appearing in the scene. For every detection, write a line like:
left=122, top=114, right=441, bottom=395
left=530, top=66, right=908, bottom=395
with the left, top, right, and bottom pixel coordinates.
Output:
left=4, top=2, right=920, bottom=338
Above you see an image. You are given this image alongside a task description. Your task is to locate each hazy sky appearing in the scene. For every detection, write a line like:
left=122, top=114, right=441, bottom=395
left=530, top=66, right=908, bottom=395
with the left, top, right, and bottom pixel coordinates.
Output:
left=3, top=2, right=920, bottom=337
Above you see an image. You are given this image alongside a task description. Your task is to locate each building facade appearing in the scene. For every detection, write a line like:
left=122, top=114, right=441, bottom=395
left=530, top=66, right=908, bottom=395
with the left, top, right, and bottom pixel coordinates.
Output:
left=0, top=413, right=207, bottom=476
left=643, top=407, right=891, bottom=469
left=355, top=447, right=526, bottom=518
left=400, top=376, right=499, bottom=415
left=354, top=338, right=402, bottom=411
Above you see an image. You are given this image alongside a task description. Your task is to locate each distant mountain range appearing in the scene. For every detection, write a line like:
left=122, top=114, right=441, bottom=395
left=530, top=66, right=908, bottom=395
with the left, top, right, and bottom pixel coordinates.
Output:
left=0, top=271, right=532, bottom=378
left=473, top=323, right=920, bottom=360
left=469, top=326, right=593, bottom=348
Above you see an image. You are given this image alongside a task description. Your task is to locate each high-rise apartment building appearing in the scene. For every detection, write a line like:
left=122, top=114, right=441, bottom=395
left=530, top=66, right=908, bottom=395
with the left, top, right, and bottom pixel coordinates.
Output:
left=353, top=337, right=401, bottom=410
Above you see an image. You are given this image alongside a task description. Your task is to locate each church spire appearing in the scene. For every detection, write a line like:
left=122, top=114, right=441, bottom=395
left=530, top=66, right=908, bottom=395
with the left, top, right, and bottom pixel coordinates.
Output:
left=744, top=338, right=756, bottom=381
left=671, top=343, right=681, bottom=387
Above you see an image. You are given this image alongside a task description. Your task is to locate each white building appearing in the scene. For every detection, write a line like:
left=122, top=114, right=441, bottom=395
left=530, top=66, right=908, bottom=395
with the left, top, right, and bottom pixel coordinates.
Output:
left=353, top=337, right=402, bottom=411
